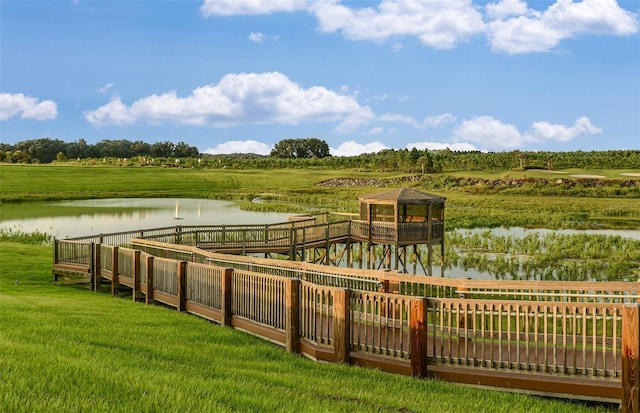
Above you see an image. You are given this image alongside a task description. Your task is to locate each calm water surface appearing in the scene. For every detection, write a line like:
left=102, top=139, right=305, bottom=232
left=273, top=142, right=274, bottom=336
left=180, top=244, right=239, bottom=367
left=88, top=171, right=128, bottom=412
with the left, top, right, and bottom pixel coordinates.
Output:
left=0, top=198, right=292, bottom=239
left=3, top=198, right=638, bottom=280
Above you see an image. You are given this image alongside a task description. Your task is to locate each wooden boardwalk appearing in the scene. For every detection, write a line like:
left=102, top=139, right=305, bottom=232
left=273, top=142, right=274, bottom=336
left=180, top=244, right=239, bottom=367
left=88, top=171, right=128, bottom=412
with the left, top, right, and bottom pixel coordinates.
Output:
left=51, top=221, right=639, bottom=410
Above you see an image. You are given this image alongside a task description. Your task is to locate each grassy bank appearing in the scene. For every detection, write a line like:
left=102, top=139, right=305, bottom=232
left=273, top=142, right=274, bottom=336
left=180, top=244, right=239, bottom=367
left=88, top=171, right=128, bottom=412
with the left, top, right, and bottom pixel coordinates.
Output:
left=0, top=240, right=614, bottom=412
left=1, top=164, right=638, bottom=229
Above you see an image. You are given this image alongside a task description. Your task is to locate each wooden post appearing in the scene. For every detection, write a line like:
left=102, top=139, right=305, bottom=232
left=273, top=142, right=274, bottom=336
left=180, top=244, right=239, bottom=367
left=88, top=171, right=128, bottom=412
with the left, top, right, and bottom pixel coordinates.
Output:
left=177, top=261, right=187, bottom=311
left=89, top=243, right=96, bottom=291
left=622, top=304, right=640, bottom=413
left=94, top=244, right=102, bottom=292
left=379, top=275, right=390, bottom=294
left=290, top=228, right=297, bottom=262
left=410, top=297, right=427, bottom=378
left=145, top=255, right=154, bottom=304
left=111, top=246, right=119, bottom=296
left=334, top=289, right=350, bottom=364
left=132, top=250, right=141, bottom=302
left=221, top=268, right=233, bottom=326
left=286, top=278, right=300, bottom=354
left=52, top=240, right=59, bottom=282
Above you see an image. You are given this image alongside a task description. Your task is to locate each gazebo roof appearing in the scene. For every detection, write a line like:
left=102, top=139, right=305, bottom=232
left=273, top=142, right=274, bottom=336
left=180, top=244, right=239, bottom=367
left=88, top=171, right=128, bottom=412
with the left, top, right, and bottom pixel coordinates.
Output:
left=359, top=188, right=446, bottom=205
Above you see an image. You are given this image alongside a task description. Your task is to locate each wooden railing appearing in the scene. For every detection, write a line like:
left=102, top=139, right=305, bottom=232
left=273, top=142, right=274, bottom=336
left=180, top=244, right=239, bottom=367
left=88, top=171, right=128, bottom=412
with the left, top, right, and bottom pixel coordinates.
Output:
left=52, top=228, right=640, bottom=410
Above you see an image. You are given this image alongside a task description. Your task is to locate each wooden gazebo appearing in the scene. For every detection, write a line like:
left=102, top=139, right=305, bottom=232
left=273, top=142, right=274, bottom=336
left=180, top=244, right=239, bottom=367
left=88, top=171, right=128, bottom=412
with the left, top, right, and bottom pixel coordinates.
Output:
left=352, top=188, right=446, bottom=275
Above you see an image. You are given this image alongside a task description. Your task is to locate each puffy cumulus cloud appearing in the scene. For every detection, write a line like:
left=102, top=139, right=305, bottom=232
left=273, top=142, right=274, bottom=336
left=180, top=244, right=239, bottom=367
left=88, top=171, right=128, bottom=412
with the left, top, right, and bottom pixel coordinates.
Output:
left=311, top=0, right=485, bottom=49
left=330, top=140, right=389, bottom=156
left=0, top=92, right=57, bottom=121
left=201, top=0, right=307, bottom=16
left=487, top=0, right=638, bottom=54
left=204, top=140, right=272, bottom=155
left=453, top=116, right=522, bottom=148
left=406, top=141, right=480, bottom=151
left=529, top=116, right=601, bottom=141
left=452, top=115, right=602, bottom=149
left=85, top=72, right=374, bottom=132
left=202, top=0, right=637, bottom=54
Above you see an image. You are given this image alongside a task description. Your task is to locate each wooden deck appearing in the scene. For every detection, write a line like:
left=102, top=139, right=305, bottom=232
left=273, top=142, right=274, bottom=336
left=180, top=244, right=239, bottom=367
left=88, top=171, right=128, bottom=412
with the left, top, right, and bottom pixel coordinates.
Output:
left=51, top=220, right=639, bottom=411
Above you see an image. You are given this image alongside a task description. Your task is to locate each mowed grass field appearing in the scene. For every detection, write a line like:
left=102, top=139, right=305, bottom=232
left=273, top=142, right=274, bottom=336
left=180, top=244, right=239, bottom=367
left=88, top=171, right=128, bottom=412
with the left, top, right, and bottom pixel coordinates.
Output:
left=0, top=164, right=625, bottom=411
left=0, top=241, right=614, bottom=412
left=1, top=164, right=638, bottom=229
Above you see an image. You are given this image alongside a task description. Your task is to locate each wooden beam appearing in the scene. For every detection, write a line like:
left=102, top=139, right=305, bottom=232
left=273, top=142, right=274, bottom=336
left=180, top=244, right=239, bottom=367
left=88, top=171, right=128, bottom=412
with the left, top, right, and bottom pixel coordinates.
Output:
left=411, top=297, right=427, bottom=378
left=286, top=278, right=300, bottom=354
left=221, top=268, right=233, bottom=327
left=334, top=289, right=350, bottom=364
left=622, top=304, right=640, bottom=413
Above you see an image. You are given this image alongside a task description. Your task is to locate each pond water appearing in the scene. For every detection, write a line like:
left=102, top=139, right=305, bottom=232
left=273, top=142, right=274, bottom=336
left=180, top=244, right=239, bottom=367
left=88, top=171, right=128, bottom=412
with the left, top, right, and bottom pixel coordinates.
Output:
left=462, top=226, right=640, bottom=240
left=2, top=198, right=638, bottom=281
left=0, top=198, right=292, bottom=239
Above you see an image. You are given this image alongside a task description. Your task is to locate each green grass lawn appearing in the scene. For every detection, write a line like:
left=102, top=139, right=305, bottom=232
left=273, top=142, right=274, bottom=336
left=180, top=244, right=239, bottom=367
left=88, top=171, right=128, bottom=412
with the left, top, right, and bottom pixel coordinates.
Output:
left=0, top=240, right=615, bottom=413
left=2, top=164, right=639, bottom=230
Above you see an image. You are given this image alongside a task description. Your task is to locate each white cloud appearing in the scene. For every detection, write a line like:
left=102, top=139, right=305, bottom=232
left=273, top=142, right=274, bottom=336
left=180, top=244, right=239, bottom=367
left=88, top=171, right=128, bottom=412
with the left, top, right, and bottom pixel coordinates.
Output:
left=423, top=113, right=456, bottom=128
left=366, top=94, right=389, bottom=103
left=85, top=72, right=374, bottom=132
left=487, top=0, right=638, bottom=54
left=98, top=82, right=115, bottom=95
left=0, top=92, right=57, bottom=121
left=485, top=0, right=528, bottom=20
left=248, top=32, right=264, bottom=43
left=202, top=0, right=638, bottom=54
left=379, top=112, right=456, bottom=129
left=330, top=140, right=389, bottom=156
left=379, top=113, right=420, bottom=128
left=248, top=32, right=280, bottom=43
left=529, top=116, right=601, bottom=142
left=310, top=0, right=485, bottom=49
left=204, top=140, right=272, bottom=155
left=406, top=141, right=480, bottom=151
left=452, top=115, right=602, bottom=149
left=365, top=126, right=384, bottom=135
left=201, top=0, right=307, bottom=17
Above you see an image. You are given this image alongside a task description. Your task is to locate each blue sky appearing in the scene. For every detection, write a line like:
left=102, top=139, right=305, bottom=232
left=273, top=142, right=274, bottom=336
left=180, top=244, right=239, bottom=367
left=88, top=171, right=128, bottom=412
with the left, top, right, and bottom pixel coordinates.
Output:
left=1, top=0, right=638, bottom=156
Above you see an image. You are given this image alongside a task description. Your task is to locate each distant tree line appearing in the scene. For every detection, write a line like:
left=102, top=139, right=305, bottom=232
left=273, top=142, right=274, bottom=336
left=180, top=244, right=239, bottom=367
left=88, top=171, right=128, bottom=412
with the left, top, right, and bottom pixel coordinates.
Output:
left=0, top=138, right=199, bottom=164
left=1, top=137, right=638, bottom=172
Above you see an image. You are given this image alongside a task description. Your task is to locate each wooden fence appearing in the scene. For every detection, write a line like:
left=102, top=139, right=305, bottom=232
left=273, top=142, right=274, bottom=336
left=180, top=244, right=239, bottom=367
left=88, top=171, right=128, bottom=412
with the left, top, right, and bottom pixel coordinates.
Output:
left=53, top=233, right=640, bottom=411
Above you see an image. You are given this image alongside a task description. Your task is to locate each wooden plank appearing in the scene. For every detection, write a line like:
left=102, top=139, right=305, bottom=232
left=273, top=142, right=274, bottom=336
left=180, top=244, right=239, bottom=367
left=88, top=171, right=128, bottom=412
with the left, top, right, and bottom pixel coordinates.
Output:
left=428, top=365, right=621, bottom=403
left=622, top=305, right=640, bottom=413
left=185, top=300, right=222, bottom=323
left=231, top=316, right=286, bottom=346
left=350, top=351, right=412, bottom=376
left=152, top=290, right=178, bottom=308
left=300, top=340, right=336, bottom=363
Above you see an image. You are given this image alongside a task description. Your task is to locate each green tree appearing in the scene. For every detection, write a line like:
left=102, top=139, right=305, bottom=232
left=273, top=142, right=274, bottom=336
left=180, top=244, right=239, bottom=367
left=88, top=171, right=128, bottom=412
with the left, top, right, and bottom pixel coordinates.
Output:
left=270, top=138, right=330, bottom=159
